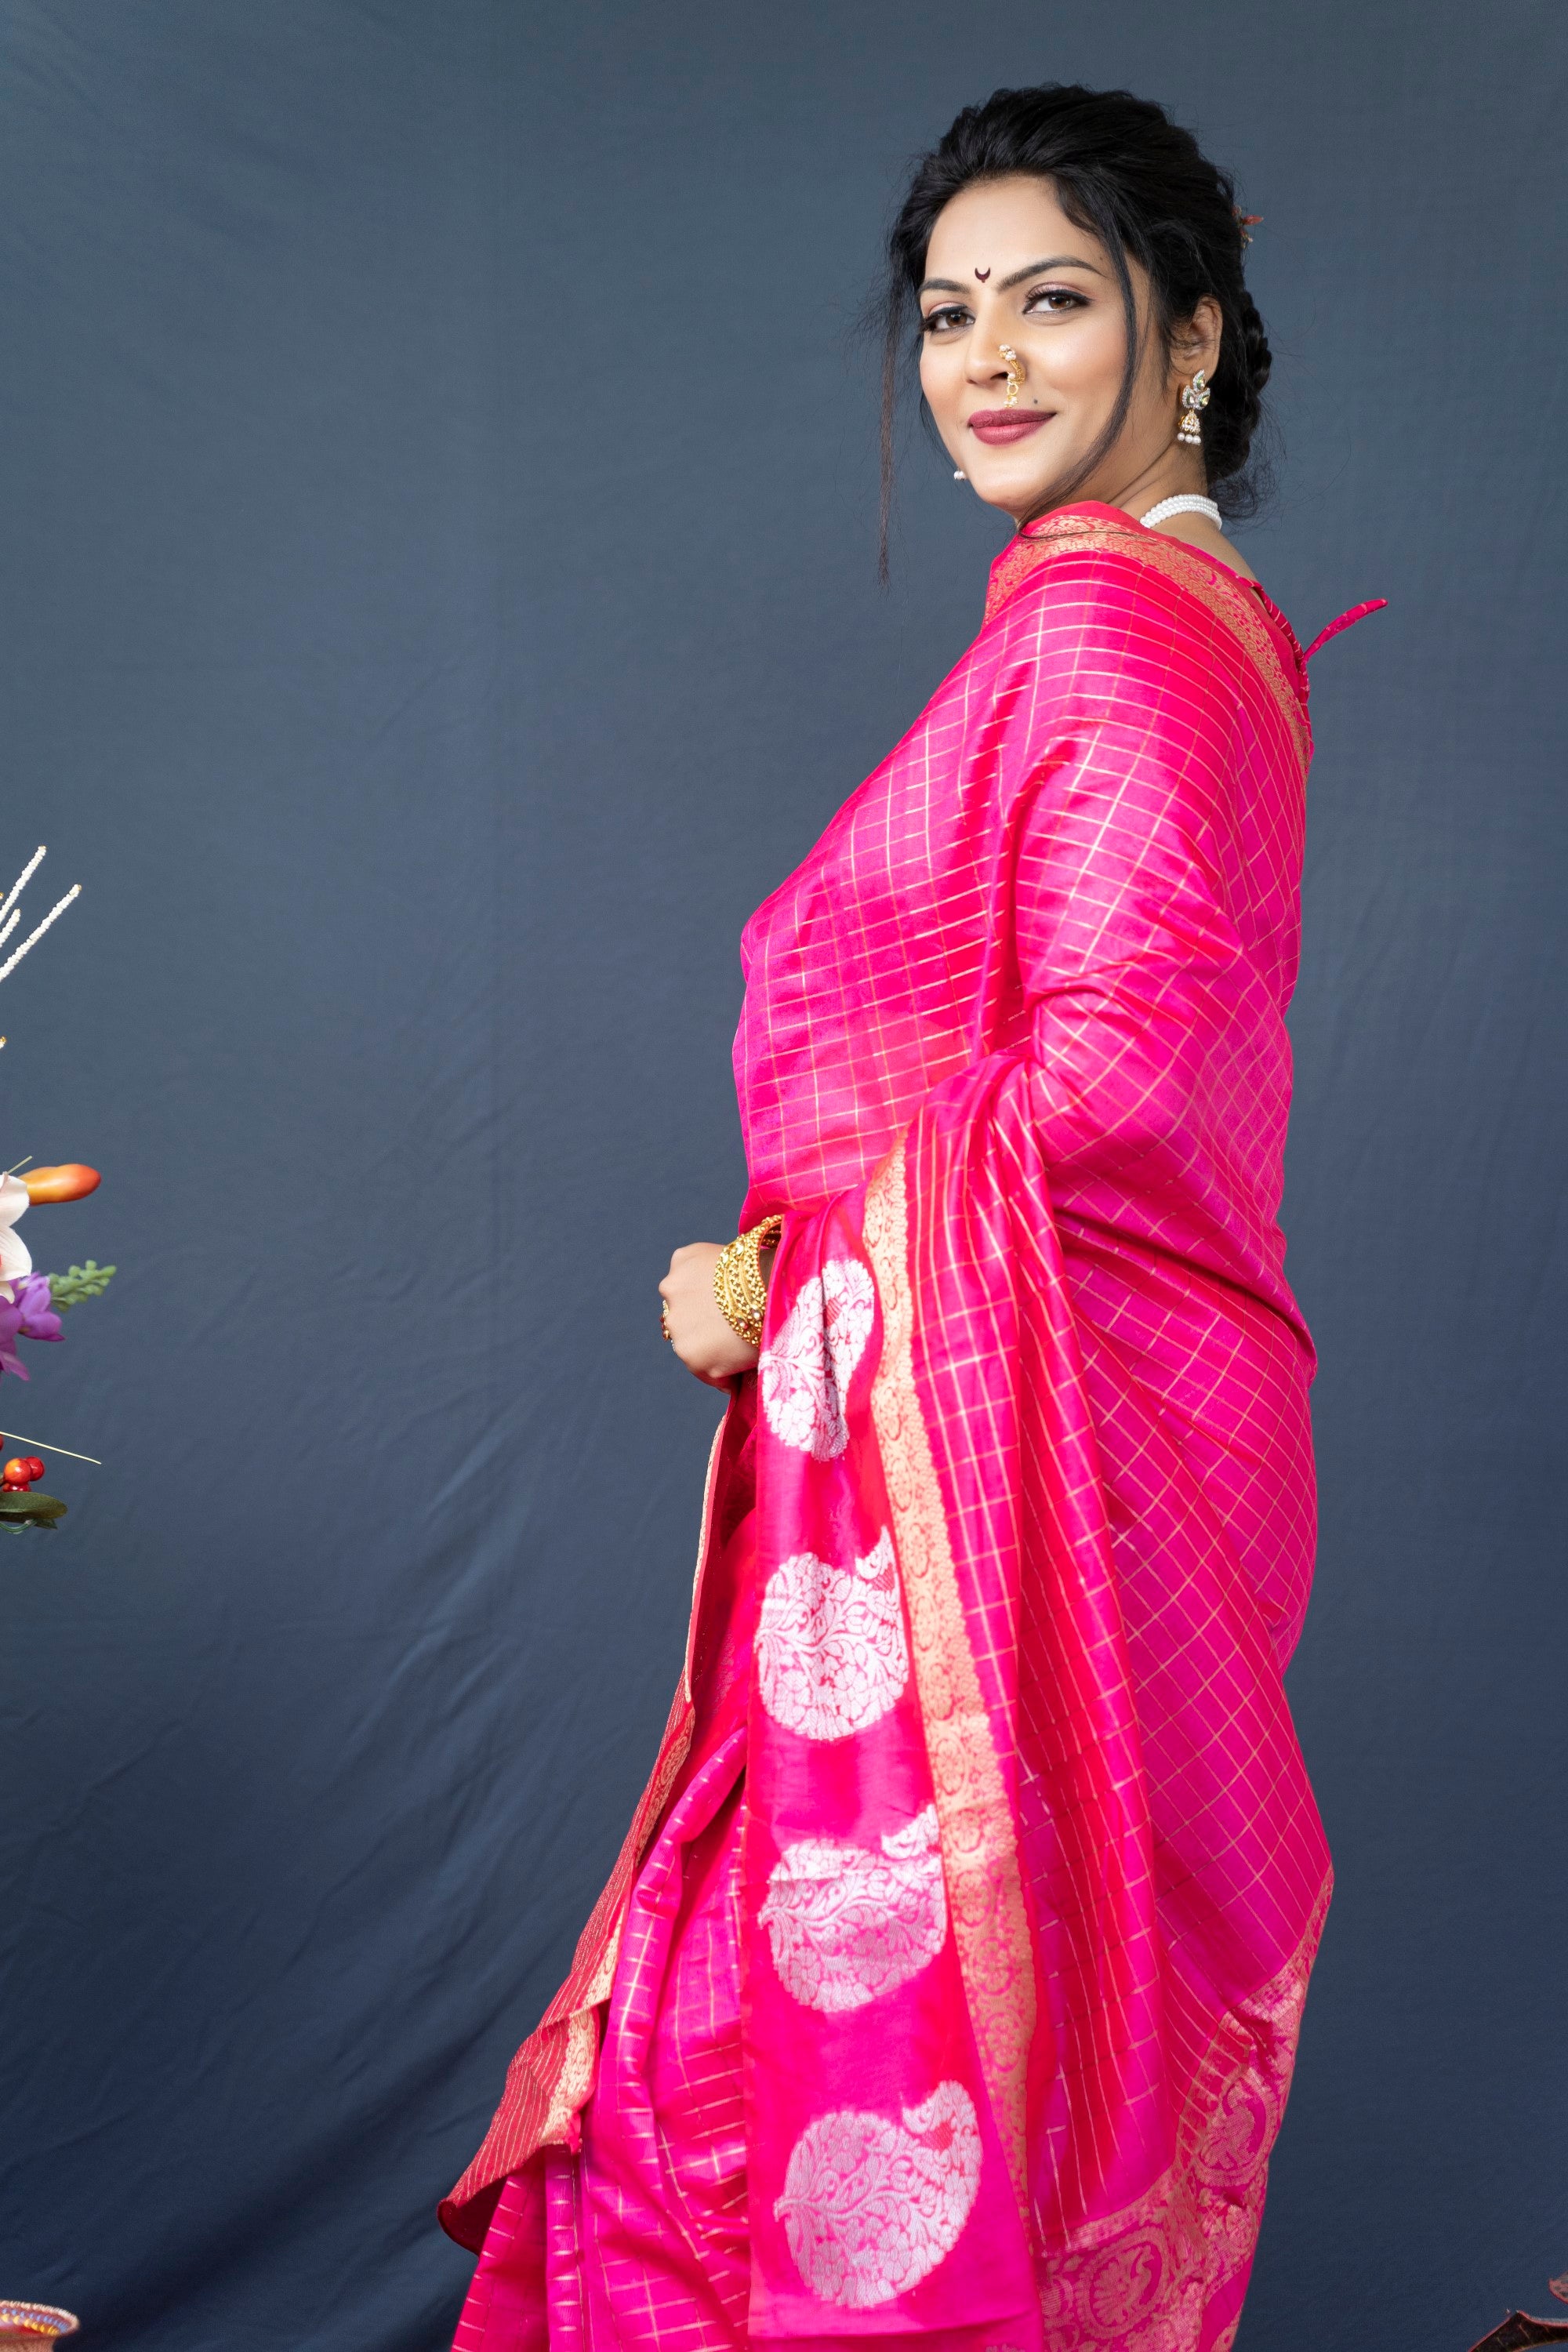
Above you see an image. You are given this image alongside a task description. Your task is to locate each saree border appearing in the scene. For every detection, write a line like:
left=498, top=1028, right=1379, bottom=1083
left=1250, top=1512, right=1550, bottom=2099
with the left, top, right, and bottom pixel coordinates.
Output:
left=684, top=1407, right=735, bottom=1703
left=438, top=1700, right=695, bottom=2242
left=863, top=1139, right=1036, bottom=2224
left=1031, top=1869, right=1333, bottom=2350
left=444, top=1374, right=742, bottom=2238
left=985, top=513, right=1312, bottom=773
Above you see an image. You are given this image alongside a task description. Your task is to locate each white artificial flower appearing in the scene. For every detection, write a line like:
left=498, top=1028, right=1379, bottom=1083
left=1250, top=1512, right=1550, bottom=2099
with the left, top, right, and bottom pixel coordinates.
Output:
left=0, top=1171, right=33, bottom=1301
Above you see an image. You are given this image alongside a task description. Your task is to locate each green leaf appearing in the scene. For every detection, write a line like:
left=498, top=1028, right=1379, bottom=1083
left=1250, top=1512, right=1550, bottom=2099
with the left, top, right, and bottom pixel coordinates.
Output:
left=46, top=1261, right=117, bottom=1311
left=0, top=1490, right=65, bottom=1522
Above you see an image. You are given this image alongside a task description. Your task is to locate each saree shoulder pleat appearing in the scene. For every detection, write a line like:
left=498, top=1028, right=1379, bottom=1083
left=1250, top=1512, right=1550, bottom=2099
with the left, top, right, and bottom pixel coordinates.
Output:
left=445, top=505, right=1330, bottom=2352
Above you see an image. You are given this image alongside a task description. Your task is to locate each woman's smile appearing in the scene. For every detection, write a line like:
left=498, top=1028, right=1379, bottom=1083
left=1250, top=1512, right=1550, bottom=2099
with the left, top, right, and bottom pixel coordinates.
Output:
left=967, top=407, right=1051, bottom=444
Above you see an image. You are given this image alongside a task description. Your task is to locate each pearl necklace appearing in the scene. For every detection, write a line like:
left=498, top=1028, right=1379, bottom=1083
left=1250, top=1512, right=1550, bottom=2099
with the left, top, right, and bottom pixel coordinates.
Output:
left=1138, top=494, right=1224, bottom=532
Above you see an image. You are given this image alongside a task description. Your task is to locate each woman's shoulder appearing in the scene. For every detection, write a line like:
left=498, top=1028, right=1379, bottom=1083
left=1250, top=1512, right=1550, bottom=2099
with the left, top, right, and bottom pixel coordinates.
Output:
left=980, top=504, right=1308, bottom=757
left=985, top=503, right=1255, bottom=626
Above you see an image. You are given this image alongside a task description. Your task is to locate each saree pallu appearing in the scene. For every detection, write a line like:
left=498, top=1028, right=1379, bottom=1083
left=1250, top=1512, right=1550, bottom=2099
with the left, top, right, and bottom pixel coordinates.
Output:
left=444, top=505, right=1333, bottom=2352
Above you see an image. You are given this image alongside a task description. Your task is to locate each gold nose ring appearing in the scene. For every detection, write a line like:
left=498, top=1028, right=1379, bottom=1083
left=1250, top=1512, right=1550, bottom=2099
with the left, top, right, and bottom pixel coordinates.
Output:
left=999, top=344, right=1023, bottom=408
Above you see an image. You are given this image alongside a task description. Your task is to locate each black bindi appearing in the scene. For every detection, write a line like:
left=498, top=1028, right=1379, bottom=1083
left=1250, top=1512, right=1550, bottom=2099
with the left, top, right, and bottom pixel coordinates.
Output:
left=974, top=267, right=991, bottom=281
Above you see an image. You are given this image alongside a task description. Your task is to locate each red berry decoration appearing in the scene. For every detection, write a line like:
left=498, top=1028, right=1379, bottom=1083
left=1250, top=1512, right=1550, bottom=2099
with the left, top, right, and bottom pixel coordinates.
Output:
left=22, top=1457, right=45, bottom=1483
left=3, top=1457, right=33, bottom=1490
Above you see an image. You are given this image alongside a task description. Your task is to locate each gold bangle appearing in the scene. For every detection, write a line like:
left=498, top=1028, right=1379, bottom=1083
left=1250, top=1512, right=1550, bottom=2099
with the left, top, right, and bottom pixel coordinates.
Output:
left=712, top=1214, right=783, bottom=1349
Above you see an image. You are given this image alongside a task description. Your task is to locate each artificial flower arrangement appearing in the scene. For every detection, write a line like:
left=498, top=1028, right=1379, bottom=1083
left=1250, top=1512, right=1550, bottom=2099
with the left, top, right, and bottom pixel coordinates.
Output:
left=0, top=858, right=92, bottom=2352
left=0, top=847, right=112, bottom=1536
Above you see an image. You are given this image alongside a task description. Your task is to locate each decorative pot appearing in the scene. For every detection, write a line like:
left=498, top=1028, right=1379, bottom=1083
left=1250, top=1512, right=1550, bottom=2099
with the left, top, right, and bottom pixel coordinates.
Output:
left=0, top=2308, right=78, bottom=2347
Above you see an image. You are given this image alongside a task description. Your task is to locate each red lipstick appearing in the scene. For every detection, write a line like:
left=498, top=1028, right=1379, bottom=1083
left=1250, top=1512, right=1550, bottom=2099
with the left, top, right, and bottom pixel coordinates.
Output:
left=968, top=408, right=1049, bottom=445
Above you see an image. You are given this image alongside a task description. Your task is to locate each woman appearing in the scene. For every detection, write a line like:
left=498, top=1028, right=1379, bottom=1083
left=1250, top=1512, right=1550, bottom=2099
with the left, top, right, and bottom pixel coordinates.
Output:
left=444, top=83, right=1347, bottom=2352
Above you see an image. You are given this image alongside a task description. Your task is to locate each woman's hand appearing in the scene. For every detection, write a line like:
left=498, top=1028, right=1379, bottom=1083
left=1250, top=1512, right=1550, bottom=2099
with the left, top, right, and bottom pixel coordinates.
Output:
left=659, top=1243, right=759, bottom=1386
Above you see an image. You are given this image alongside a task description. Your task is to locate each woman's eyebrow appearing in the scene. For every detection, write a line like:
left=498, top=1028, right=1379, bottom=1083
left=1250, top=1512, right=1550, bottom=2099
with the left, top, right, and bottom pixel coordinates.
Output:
left=919, top=254, right=1106, bottom=299
left=997, top=253, right=1105, bottom=289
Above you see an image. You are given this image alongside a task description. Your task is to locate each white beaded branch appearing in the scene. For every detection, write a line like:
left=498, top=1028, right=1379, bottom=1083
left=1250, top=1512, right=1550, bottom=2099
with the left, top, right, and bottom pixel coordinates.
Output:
left=0, top=846, right=82, bottom=997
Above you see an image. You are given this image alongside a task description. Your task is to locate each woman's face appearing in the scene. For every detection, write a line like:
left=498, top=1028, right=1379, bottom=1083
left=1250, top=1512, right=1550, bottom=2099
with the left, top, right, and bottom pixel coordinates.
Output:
left=918, top=174, right=1218, bottom=523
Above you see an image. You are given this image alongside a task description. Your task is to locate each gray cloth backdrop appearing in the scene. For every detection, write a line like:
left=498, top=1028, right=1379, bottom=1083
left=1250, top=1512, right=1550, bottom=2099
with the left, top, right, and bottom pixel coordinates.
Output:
left=0, top=3, right=1563, bottom=2347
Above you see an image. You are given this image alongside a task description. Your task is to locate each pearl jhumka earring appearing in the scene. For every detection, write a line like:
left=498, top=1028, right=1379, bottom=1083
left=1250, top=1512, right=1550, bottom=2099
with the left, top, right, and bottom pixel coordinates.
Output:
left=1177, top=369, right=1212, bottom=446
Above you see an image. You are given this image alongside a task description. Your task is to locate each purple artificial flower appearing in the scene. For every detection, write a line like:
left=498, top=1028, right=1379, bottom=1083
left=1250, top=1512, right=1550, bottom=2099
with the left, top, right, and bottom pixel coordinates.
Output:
left=0, top=1300, right=31, bottom=1381
left=16, top=1274, right=61, bottom=1342
left=0, top=1273, right=63, bottom=1380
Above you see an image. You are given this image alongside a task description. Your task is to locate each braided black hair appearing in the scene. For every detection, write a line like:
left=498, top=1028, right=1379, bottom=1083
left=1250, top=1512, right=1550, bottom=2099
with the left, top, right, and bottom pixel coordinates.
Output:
left=877, top=84, right=1274, bottom=570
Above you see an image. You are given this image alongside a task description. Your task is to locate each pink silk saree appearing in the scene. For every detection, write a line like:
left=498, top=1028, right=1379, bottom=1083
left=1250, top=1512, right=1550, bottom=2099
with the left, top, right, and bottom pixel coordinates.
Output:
left=444, top=504, right=1333, bottom=2352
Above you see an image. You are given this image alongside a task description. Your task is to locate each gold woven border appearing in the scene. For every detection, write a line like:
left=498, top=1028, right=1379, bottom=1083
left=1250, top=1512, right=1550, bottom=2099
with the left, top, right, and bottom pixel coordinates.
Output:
left=539, top=2005, right=600, bottom=2145
left=572, top=1709, right=693, bottom=2016
left=684, top=1408, right=735, bottom=1702
left=447, top=1390, right=741, bottom=2227
left=441, top=1681, right=696, bottom=2236
left=862, top=1141, right=1036, bottom=2220
left=1030, top=1868, right=1333, bottom=2342
left=984, top=514, right=1311, bottom=773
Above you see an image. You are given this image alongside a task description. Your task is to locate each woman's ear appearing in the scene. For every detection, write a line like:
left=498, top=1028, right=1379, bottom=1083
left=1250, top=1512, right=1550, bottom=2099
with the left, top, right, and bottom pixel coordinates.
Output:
left=1169, top=295, right=1223, bottom=383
